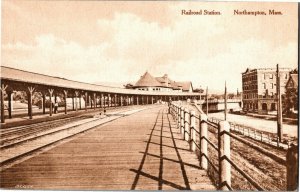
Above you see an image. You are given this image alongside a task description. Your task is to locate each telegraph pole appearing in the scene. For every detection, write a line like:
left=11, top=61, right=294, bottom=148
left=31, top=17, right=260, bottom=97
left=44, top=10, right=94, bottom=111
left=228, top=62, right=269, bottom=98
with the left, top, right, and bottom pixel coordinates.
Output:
left=224, top=81, right=227, bottom=120
left=276, top=64, right=283, bottom=142
left=206, top=86, right=208, bottom=115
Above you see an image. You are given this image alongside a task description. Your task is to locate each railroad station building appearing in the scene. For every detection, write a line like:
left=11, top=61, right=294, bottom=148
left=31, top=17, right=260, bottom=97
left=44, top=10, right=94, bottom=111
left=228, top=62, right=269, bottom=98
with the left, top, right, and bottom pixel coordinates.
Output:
left=242, top=68, right=291, bottom=114
left=131, top=72, right=193, bottom=92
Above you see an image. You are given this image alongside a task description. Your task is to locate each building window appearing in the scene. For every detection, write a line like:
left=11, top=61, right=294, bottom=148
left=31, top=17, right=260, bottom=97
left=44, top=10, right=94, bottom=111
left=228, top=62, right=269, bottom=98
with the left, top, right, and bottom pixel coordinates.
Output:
left=262, top=103, right=267, bottom=111
left=271, top=103, right=276, bottom=111
left=263, top=74, right=266, bottom=79
left=285, top=73, right=288, bottom=79
left=270, top=74, right=273, bottom=79
left=263, top=83, right=266, bottom=89
left=271, top=83, right=273, bottom=89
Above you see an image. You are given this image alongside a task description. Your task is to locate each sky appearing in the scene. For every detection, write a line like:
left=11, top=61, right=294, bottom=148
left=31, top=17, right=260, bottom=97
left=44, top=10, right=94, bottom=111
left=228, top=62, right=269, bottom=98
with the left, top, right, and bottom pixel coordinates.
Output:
left=1, top=1, right=298, bottom=93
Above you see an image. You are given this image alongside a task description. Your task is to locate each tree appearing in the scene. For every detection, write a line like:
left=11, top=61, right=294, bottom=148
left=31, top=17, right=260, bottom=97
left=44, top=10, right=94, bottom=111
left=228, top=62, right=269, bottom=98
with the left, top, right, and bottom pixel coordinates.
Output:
left=124, top=83, right=134, bottom=89
left=228, top=93, right=235, bottom=99
left=285, top=87, right=298, bottom=114
left=193, top=88, right=204, bottom=93
left=284, top=69, right=298, bottom=115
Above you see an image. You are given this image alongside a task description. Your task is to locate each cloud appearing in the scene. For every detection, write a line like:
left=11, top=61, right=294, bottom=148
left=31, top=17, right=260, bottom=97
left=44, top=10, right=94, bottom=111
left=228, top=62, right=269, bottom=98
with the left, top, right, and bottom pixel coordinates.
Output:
left=2, top=7, right=298, bottom=92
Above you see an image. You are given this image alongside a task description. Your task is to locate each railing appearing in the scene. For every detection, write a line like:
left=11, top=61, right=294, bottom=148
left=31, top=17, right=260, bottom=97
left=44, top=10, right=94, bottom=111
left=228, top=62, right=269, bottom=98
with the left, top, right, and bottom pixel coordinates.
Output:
left=169, top=102, right=298, bottom=191
left=209, top=117, right=295, bottom=149
left=197, top=99, right=241, bottom=104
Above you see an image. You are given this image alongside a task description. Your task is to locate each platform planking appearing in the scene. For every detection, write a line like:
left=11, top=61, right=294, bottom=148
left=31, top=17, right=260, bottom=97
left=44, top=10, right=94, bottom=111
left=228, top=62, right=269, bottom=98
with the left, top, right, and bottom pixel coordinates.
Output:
left=0, top=106, right=215, bottom=190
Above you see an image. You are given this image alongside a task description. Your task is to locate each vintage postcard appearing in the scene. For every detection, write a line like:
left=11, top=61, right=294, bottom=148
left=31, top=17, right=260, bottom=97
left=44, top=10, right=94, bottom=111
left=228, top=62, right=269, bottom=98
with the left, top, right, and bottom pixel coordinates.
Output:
left=0, top=1, right=299, bottom=191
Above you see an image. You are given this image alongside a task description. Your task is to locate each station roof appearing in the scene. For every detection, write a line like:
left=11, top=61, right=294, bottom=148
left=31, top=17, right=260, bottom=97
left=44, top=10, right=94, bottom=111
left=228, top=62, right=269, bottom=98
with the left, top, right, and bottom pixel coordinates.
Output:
left=134, top=72, right=162, bottom=87
left=1, top=66, right=200, bottom=96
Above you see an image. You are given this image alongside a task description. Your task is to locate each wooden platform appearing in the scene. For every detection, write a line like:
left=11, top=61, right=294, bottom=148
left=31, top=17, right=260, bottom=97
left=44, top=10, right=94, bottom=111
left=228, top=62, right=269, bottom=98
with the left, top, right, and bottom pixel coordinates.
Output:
left=0, top=106, right=215, bottom=190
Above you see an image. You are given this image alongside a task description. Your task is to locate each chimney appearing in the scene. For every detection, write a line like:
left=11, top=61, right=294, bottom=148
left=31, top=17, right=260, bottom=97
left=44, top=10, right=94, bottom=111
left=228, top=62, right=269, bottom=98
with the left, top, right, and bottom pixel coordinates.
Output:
left=163, top=74, right=168, bottom=87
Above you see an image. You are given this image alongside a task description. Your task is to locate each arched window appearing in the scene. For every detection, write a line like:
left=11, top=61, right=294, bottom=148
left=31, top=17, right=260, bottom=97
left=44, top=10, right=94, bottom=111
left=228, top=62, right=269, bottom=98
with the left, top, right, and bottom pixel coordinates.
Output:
left=262, top=103, right=267, bottom=111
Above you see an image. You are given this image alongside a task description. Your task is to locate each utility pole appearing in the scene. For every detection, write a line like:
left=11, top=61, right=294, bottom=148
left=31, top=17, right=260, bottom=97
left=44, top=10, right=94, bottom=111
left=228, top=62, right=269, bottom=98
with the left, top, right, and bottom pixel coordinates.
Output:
left=206, top=86, right=208, bottom=115
left=224, top=81, right=227, bottom=120
left=276, top=64, right=283, bottom=142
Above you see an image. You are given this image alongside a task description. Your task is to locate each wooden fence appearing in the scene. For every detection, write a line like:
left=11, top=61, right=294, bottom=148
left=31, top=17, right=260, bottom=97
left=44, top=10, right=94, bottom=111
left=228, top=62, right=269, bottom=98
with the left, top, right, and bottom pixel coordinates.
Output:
left=209, top=116, right=296, bottom=149
left=169, top=102, right=298, bottom=191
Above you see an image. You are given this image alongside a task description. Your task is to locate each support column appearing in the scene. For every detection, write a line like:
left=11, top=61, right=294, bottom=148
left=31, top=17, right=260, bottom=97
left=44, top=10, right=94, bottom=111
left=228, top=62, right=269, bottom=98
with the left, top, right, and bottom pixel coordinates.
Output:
left=126, top=95, right=129, bottom=106
left=104, top=94, right=106, bottom=107
left=93, top=93, right=96, bottom=110
left=107, top=94, right=111, bottom=108
left=114, top=94, right=117, bottom=107
left=90, top=95, right=92, bottom=109
left=42, top=92, right=46, bottom=114
left=79, top=93, right=82, bottom=110
left=100, top=94, right=103, bottom=108
left=63, top=90, right=68, bottom=114
left=27, top=87, right=35, bottom=119
left=72, top=96, right=75, bottom=111
left=136, top=95, right=139, bottom=105
left=54, top=94, right=58, bottom=114
left=75, top=91, right=79, bottom=112
left=146, top=96, right=149, bottom=105
left=7, top=91, right=12, bottom=119
left=85, top=92, right=88, bottom=111
left=96, top=94, right=98, bottom=108
left=120, top=95, right=123, bottom=106
left=0, top=85, right=7, bottom=123
left=48, top=89, right=54, bottom=116
left=141, top=96, right=144, bottom=105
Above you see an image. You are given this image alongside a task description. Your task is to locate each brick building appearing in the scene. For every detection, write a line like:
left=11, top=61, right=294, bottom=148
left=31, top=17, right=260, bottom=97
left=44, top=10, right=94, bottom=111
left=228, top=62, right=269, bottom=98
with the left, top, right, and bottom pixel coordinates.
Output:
left=242, top=68, right=291, bottom=114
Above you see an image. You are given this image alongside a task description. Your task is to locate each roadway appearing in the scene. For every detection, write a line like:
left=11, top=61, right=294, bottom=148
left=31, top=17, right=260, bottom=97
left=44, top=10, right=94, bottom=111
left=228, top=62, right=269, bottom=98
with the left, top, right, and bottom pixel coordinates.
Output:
left=207, top=112, right=298, bottom=138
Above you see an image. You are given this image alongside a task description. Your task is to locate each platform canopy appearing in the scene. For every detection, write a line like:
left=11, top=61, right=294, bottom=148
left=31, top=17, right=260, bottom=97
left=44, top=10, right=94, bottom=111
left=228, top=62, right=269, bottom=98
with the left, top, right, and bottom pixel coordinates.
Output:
left=1, top=66, right=201, bottom=96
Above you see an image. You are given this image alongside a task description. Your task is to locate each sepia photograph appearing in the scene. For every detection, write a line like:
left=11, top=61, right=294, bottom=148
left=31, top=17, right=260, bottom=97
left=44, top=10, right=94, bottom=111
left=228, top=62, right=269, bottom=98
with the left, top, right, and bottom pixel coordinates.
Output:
left=0, top=0, right=299, bottom=191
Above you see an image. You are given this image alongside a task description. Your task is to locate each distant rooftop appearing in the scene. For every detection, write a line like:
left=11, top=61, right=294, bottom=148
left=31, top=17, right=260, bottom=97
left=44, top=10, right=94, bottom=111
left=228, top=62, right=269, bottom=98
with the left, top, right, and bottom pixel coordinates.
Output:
left=242, top=67, right=292, bottom=74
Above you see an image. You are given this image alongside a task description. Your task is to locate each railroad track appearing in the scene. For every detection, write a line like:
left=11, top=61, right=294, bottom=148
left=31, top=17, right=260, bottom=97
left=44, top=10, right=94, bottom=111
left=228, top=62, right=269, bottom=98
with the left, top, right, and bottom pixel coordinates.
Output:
left=0, top=105, right=139, bottom=147
left=0, top=105, right=155, bottom=168
left=0, top=116, right=89, bottom=145
left=0, top=116, right=92, bottom=149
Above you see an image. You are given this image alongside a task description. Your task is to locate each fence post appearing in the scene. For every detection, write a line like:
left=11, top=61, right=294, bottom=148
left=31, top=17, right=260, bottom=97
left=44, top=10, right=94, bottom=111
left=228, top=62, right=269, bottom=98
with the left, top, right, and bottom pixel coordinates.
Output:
left=176, top=105, right=178, bottom=119
left=180, top=107, right=184, bottom=135
left=200, top=114, right=208, bottom=170
left=218, top=121, right=231, bottom=190
left=177, top=106, right=181, bottom=129
left=190, top=110, right=196, bottom=151
left=184, top=108, right=190, bottom=141
left=286, top=144, right=298, bottom=191
left=173, top=105, right=176, bottom=117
